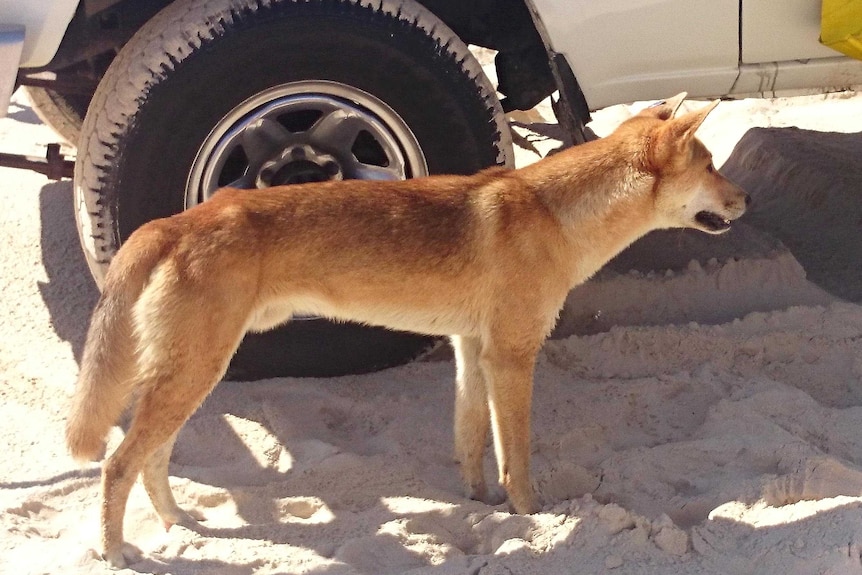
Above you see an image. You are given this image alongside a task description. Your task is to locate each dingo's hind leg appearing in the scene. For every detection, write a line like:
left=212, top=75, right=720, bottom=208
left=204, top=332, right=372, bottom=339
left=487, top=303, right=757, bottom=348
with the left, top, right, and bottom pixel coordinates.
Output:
left=101, top=298, right=249, bottom=568
left=101, top=370, right=222, bottom=568
left=141, top=431, right=204, bottom=529
left=452, top=335, right=495, bottom=503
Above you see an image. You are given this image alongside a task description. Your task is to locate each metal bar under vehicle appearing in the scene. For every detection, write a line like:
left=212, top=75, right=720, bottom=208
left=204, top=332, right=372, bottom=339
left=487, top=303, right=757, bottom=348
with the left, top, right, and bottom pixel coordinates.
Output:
left=0, top=143, right=74, bottom=179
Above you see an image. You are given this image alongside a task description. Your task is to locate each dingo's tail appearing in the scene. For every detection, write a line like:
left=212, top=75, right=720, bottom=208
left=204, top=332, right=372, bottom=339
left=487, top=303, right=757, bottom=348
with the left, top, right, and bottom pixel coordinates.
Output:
left=66, top=231, right=167, bottom=461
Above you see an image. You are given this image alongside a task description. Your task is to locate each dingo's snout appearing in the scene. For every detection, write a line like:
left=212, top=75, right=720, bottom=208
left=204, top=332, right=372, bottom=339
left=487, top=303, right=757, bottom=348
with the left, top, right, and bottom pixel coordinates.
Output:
left=693, top=180, right=749, bottom=234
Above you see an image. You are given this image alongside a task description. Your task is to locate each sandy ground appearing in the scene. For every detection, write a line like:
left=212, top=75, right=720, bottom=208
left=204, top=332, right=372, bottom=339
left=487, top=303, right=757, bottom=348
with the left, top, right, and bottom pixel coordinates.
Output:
left=2, top=85, right=862, bottom=575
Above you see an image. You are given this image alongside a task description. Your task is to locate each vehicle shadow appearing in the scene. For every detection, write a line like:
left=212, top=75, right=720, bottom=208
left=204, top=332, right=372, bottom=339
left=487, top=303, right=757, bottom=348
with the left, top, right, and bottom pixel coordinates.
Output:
left=37, top=178, right=99, bottom=362
left=6, top=98, right=43, bottom=126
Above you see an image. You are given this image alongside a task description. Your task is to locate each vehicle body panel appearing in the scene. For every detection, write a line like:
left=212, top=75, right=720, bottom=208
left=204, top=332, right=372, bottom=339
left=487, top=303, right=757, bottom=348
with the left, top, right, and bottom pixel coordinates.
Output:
left=529, top=0, right=740, bottom=109
left=0, top=0, right=78, bottom=67
left=742, top=0, right=835, bottom=62
left=530, top=0, right=862, bottom=109
left=734, top=56, right=862, bottom=95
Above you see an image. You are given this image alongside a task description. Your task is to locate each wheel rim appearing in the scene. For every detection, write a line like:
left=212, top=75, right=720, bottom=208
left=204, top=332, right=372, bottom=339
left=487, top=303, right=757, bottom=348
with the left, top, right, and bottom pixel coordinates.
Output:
left=186, top=80, right=427, bottom=207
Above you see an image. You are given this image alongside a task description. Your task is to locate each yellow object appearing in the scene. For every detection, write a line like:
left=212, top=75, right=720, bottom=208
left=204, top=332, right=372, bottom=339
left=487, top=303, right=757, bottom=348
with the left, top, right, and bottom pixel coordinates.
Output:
left=821, top=0, right=862, bottom=60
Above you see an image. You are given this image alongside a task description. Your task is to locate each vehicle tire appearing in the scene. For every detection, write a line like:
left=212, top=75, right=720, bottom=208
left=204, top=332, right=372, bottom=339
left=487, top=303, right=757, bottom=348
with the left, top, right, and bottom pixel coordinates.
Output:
left=24, top=86, right=88, bottom=145
left=74, top=0, right=513, bottom=378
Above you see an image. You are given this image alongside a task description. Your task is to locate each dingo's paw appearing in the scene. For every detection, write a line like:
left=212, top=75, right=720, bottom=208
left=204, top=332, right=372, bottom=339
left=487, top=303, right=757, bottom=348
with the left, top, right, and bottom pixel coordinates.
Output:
left=506, top=485, right=539, bottom=515
left=162, top=507, right=205, bottom=531
left=482, top=487, right=508, bottom=507
left=463, top=479, right=503, bottom=506
left=102, top=541, right=142, bottom=570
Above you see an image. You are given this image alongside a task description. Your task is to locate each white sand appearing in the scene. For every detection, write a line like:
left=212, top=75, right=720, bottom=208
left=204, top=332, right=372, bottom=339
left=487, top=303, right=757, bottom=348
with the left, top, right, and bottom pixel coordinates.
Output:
left=2, top=87, right=862, bottom=575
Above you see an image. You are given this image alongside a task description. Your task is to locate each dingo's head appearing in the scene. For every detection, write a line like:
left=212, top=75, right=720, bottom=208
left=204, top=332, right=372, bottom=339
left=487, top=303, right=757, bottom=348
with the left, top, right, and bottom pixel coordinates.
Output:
left=630, top=93, right=750, bottom=234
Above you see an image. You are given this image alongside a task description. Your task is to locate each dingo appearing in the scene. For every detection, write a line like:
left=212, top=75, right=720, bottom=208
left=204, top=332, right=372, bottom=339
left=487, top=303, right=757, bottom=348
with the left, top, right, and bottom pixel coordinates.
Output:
left=66, top=93, right=748, bottom=567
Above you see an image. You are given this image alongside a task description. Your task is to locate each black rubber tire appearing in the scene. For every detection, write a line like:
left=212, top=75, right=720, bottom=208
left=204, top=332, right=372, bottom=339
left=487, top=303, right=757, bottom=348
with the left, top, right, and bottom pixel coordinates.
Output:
left=74, top=0, right=512, bottom=378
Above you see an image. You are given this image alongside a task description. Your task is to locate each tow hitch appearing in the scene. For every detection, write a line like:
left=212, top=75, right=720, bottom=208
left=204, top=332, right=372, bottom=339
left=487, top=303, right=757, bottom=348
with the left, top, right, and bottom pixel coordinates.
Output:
left=0, top=143, right=74, bottom=180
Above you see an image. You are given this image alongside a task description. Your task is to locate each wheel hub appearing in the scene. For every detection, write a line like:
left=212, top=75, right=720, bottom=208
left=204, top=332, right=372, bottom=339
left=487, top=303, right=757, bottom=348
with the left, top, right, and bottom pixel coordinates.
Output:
left=257, top=144, right=343, bottom=187
left=186, top=81, right=427, bottom=208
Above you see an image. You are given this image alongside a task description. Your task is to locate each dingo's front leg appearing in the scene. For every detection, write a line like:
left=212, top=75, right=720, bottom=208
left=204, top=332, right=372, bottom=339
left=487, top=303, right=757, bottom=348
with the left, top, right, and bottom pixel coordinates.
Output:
left=452, top=335, right=494, bottom=503
left=480, top=340, right=540, bottom=514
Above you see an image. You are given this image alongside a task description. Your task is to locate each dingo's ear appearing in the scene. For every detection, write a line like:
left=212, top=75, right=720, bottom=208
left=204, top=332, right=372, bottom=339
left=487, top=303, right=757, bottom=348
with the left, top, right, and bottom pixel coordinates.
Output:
left=649, top=100, right=720, bottom=169
left=664, top=99, right=719, bottom=141
left=639, top=92, right=688, bottom=120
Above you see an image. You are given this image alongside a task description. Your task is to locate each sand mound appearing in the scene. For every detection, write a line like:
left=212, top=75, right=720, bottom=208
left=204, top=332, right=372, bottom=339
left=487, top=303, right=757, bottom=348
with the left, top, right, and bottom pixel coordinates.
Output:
left=721, top=127, right=862, bottom=302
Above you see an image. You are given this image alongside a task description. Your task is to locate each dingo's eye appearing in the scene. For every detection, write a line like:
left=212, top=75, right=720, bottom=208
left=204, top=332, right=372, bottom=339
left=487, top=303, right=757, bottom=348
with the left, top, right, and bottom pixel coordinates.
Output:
left=706, top=163, right=716, bottom=174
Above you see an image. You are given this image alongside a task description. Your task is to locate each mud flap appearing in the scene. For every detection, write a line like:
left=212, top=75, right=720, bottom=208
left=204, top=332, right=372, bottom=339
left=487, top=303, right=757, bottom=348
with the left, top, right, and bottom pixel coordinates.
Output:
left=0, top=25, right=23, bottom=117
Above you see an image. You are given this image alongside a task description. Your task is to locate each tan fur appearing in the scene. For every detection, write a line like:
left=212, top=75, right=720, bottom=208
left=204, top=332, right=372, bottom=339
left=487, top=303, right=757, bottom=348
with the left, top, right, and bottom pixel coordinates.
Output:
left=66, top=94, right=748, bottom=568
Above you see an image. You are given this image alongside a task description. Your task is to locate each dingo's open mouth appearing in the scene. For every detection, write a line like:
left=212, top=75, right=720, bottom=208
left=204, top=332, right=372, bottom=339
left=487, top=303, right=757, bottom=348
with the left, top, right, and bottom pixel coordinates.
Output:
left=695, top=210, right=733, bottom=233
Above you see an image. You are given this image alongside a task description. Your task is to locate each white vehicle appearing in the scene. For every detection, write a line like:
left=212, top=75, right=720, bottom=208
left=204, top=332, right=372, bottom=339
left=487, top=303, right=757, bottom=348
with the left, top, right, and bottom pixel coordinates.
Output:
left=2, top=0, right=860, bottom=376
